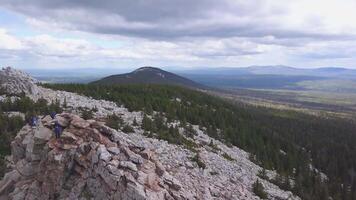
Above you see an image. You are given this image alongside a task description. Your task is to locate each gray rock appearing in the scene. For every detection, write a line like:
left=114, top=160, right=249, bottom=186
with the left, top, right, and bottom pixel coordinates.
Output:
left=108, top=159, right=119, bottom=168
left=97, top=145, right=111, bottom=162
left=56, top=116, right=69, bottom=127
left=155, top=161, right=165, bottom=176
left=0, top=170, right=21, bottom=194
left=140, top=149, right=153, bottom=160
left=15, top=159, right=38, bottom=177
left=11, top=140, right=25, bottom=163
left=119, top=161, right=138, bottom=172
left=34, top=127, right=52, bottom=143
left=185, top=161, right=194, bottom=169
left=163, top=173, right=182, bottom=191
left=122, top=183, right=146, bottom=200
left=91, top=151, right=99, bottom=164
left=122, top=147, right=143, bottom=165
left=87, top=177, right=109, bottom=200
left=71, top=116, right=90, bottom=129
left=9, top=187, right=26, bottom=200
left=130, top=154, right=143, bottom=165
left=107, top=165, right=124, bottom=177
left=25, top=136, right=35, bottom=162
left=42, top=115, right=53, bottom=126
left=0, top=67, right=41, bottom=98
left=5, top=112, right=25, bottom=120
left=107, top=147, right=120, bottom=155
left=61, top=131, right=78, bottom=143
left=95, top=163, right=119, bottom=190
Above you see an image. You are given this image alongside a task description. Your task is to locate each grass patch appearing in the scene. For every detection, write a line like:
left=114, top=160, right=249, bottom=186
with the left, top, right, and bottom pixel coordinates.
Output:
left=122, top=124, right=134, bottom=133
left=222, top=152, right=234, bottom=161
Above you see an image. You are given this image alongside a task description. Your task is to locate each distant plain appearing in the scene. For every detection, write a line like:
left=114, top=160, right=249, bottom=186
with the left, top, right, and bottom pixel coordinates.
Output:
left=31, top=66, right=356, bottom=119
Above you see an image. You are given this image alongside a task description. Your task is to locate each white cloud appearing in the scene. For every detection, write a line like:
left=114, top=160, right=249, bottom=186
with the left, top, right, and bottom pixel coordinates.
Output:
left=1, top=0, right=356, bottom=68
left=24, top=35, right=96, bottom=58
left=0, top=29, right=24, bottom=50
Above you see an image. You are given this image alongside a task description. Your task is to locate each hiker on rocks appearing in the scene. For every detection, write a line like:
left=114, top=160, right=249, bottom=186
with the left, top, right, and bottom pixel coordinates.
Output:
left=30, top=116, right=38, bottom=128
left=50, top=111, right=56, bottom=119
left=54, top=121, right=62, bottom=139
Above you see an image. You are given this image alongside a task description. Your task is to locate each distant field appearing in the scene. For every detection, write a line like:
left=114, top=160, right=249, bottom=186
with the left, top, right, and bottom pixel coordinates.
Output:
left=183, top=74, right=324, bottom=90
left=35, top=76, right=102, bottom=83
left=209, top=87, right=356, bottom=119
left=297, top=79, right=356, bottom=93
left=252, top=89, right=356, bottom=106
left=185, top=73, right=356, bottom=93
left=184, top=73, right=356, bottom=118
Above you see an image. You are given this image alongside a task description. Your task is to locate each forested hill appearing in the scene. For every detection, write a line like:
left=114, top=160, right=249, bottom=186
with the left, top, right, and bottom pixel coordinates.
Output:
left=44, top=83, right=356, bottom=200
left=91, top=66, right=205, bottom=89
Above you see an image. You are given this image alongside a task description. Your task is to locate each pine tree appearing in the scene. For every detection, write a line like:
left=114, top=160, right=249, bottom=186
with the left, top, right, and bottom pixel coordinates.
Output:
left=63, top=97, right=68, bottom=108
left=133, top=117, right=138, bottom=126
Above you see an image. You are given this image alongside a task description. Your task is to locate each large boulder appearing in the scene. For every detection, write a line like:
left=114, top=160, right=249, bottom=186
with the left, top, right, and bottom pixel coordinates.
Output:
left=71, top=116, right=90, bottom=129
left=34, top=127, right=53, bottom=144
left=97, top=145, right=112, bottom=162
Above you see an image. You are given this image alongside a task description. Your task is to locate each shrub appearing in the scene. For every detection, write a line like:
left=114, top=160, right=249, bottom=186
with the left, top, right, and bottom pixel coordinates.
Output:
left=105, top=114, right=123, bottom=130
left=257, top=168, right=269, bottom=181
left=185, top=124, right=197, bottom=138
left=81, top=109, right=94, bottom=120
left=209, top=140, right=220, bottom=152
left=191, top=154, right=206, bottom=169
left=132, top=117, right=139, bottom=126
left=209, top=171, right=219, bottom=176
left=253, top=179, right=268, bottom=199
left=222, top=152, right=234, bottom=161
left=122, top=124, right=134, bottom=133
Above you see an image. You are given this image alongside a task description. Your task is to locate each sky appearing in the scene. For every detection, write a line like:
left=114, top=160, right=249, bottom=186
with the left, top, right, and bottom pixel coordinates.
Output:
left=0, top=0, right=356, bottom=70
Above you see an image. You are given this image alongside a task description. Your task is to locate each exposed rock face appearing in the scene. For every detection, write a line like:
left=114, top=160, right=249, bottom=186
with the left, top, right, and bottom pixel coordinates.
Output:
left=0, top=114, right=188, bottom=200
left=0, top=67, right=41, bottom=98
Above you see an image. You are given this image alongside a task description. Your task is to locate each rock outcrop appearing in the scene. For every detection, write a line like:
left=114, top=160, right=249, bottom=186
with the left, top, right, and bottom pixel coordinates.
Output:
left=0, top=67, right=41, bottom=98
left=0, top=113, right=188, bottom=200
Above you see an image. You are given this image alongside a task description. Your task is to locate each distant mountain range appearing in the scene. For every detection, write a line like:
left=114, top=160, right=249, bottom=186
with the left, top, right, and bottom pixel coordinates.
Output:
left=27, top=65, right=356, bottom=92
left=171, top=65, right=356, bottom=92
left=92, top=66, right=204, bottom=88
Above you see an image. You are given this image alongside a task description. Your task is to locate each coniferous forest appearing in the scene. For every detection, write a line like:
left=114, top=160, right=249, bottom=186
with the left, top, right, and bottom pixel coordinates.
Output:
left=30, top=83, right=356, bottom=199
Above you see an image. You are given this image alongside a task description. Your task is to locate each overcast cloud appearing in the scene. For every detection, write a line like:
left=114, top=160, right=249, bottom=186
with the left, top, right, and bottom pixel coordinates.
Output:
left=0, top=0, right=356, bottom=69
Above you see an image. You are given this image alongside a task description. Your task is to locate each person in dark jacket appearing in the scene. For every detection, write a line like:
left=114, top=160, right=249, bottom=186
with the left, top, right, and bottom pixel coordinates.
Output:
left=54, top=122, right=62, bottom=139
left=30, top=116, right=38, bottom=128
left=50, top=111, right=56, bottom=119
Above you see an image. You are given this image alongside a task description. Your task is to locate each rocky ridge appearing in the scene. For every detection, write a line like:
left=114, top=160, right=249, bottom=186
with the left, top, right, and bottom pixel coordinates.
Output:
left=0, top=67, right=300, bottom=199
left=0, top=113, right=187, bottom=199
left=0, top=67, right=41, bottom=98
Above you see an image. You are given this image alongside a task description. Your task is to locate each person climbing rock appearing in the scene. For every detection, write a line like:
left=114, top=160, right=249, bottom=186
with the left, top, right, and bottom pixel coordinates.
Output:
left=54, top=121, right=62, bottom=139
left=50, top=111, right=57, bottom=119
left=30, top=116, right=38, bottom=129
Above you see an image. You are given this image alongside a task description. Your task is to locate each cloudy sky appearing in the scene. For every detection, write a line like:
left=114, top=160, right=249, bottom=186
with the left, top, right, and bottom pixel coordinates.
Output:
left=0, top=0, right=356, bottom=70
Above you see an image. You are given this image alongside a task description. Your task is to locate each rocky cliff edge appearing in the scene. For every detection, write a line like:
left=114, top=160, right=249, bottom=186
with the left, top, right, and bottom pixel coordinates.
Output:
left=0, top=113, right=185, bottom=200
